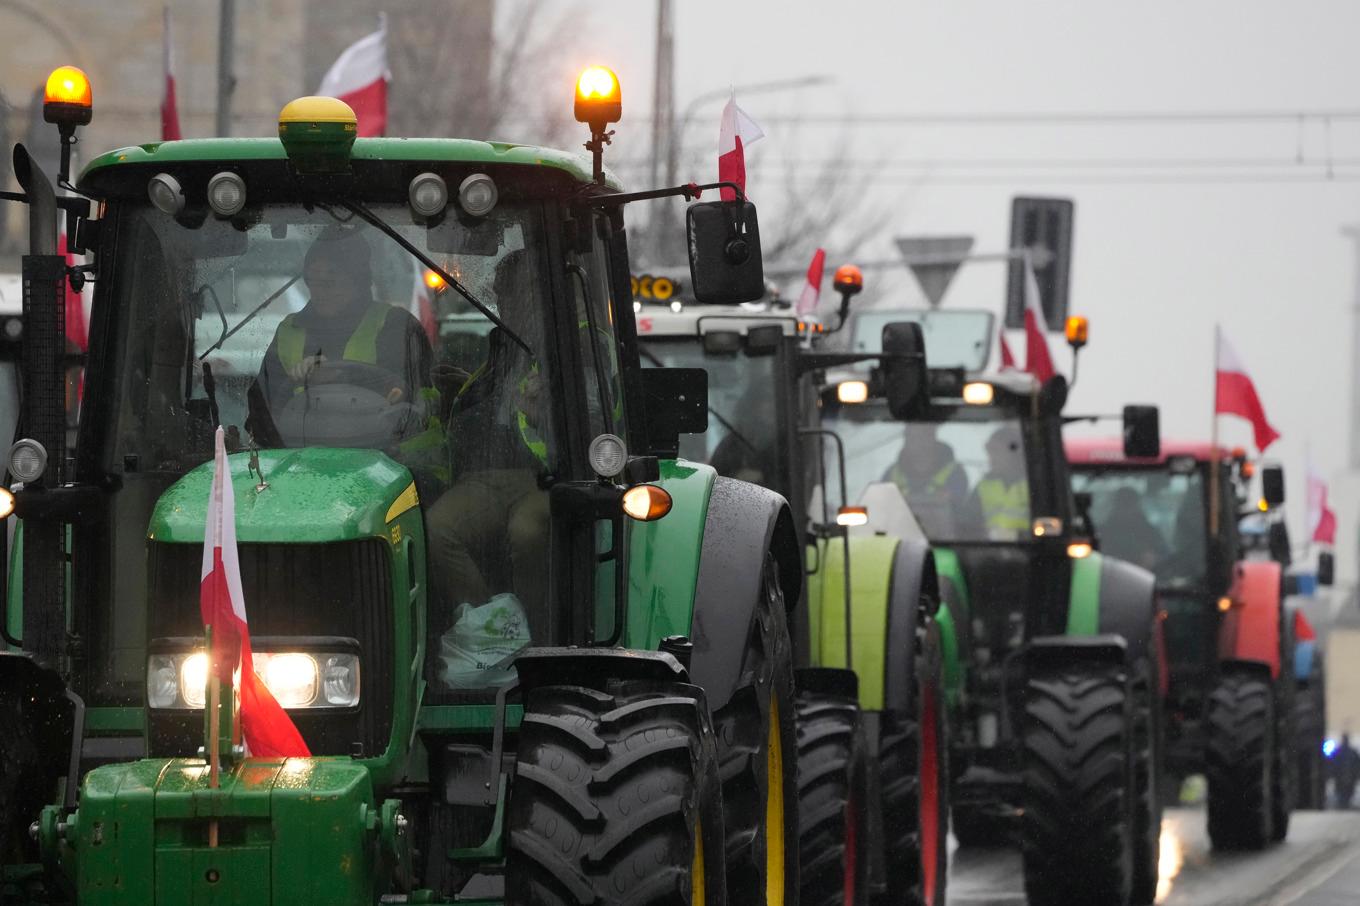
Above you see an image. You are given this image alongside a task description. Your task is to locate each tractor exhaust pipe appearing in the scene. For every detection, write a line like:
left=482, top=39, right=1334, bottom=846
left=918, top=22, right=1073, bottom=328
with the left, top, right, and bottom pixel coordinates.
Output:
left=13, top=144, right=58, bottom=256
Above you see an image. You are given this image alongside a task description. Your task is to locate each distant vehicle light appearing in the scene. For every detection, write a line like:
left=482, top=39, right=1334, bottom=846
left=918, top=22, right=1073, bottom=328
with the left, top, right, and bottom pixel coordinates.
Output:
left=837, top=505, right=869, bottom=527
left=837, top=381, right=869, bottom=404
left=1067, top=541, right=1093, bottom=559
left=1032, top=517, right=1062, bottom=538
left=962, top=382, right=994, bottom=405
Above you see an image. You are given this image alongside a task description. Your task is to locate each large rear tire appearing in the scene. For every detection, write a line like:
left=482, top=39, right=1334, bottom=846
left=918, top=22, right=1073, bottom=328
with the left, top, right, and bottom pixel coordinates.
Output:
left=712, top=554, right=799, bottom=906
left=1130, top=665, right=1164, bottom=905
left=795, top=687, right=869, bottom=906
left=1021, top=667, right=1134, bottom=906
left=1205, top=671, right=1275, bottom=851
left=506, top=681, right=727, bottom=906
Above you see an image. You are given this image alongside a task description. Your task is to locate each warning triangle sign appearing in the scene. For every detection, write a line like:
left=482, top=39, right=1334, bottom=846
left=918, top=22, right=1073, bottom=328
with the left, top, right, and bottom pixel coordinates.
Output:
left=895, top=236, right=975, bottom=308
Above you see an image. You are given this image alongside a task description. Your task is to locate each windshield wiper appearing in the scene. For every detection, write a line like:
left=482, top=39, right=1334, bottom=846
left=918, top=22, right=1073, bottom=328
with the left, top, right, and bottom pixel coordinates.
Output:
left=197, top=273, right=304, bottom=360
left=340, top=199, right=532, bottom=356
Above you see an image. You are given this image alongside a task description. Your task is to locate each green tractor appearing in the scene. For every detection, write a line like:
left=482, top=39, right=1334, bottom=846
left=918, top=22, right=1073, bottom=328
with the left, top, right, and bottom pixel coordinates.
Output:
left=0, top=65, right=806, bottom=905
left=633, top=270, right=949, bottom=906
left=818, top=308, right=1166, bottom=906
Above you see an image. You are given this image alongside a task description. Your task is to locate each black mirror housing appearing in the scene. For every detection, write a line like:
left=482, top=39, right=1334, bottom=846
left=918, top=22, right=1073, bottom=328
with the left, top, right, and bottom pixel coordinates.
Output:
left=881, top=322, right=929, bottom=420
left=1123, top=405, right=1160, bottom=459
left=686, top=201, right=764, bottom=304
left=701, top=331, right=742, bottom=357
left=1319, top=550, right=1335, bottom=586
left=641, top=367, right=707, bottom=458
left=1261, top=464, right=1285, bottom=506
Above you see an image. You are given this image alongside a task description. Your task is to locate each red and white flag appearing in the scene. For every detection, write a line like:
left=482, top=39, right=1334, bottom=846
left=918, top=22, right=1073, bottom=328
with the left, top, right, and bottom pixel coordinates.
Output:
left=201, top=428, right=309, bottom=758
left=718, top=94, right=764, bottom=201
left=1022, top=262, right=1056, bottom=383
left=1215, top=328, right=1279, bottom=452
left=161, top=6, right=182, bottom=141
left=795, top=248, right=826, bottom=317
left=998, top=329, right=1018, bottom=370
left=318, top=14, right=390, bottom=138
left=1307, top=458, right=1337, bottom=545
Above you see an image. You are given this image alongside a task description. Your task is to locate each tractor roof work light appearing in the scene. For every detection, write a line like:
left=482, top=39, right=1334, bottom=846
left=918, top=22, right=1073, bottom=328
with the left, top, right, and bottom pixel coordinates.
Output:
left=833, top=264, right=864, bottom=296
left=278, top=96, right=358, bottom=174
left=43, top=66, right=92, bottom=127
left=1065, top=315, right=1089, bottom=350
left=575, top=66, right=621, bottom=183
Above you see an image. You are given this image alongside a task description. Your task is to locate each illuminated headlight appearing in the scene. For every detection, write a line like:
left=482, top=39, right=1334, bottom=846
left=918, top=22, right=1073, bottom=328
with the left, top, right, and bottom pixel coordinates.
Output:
left=147, top=650, right=360, bottom=709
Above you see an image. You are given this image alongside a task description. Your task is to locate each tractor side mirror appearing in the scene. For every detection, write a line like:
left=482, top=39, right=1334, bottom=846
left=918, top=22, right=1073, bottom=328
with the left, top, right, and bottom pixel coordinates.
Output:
left=641, top=367, right=707, bottom=458
left=1122, top=405, right=1160, bottom=459
left=881, top=322, right=928, bottom=420
left=1318, top=551, right=1335, bottom=587
left=1261, top=464, right=1285, bottom=506
left=686, top=201, right=765, bottom=304
left=1268, top=521, right=1291, bottom=567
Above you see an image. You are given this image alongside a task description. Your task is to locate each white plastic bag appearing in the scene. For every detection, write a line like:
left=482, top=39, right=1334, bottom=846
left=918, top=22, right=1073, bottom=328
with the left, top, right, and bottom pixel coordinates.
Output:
left=439, top=593, right=530, bottom=688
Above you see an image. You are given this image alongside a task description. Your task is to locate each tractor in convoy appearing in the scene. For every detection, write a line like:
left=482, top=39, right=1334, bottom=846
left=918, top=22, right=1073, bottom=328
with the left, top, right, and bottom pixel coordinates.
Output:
left=1068, top=441, right=1320, bottom=839
left=633, top=267, right=950, bottom=906
left=0, top=63, right=817, bottom=906
left=818, top=304, right=1165, bottom=906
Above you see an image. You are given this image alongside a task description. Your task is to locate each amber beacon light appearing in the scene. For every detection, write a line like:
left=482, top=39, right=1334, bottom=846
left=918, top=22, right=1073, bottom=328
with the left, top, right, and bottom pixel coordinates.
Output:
left=43, top=65, right=93, bottom=127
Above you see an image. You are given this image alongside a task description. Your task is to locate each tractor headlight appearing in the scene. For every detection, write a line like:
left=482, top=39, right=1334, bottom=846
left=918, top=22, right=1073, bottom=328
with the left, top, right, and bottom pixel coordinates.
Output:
left=147, top=649, right=360, bottom=709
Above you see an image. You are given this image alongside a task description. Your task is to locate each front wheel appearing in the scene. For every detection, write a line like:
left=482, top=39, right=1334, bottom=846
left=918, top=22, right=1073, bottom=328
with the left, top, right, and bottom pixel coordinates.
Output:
left=712, top=554, right=799, bottom=906
left=506, top=681, right=727, bottom=906
left=795, top=687, right=869, bottom=906
left=1205, top=671, right=1275, bottom=850
left=1021, top=667, right=1134, bottom=906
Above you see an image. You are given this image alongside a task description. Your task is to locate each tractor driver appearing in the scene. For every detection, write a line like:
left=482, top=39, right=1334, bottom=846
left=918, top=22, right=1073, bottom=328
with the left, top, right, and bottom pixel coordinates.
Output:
left=246, top=227, right=435, bottom=447
left=884, top=422, right=976, bottom=536
left=425, top=250, right=551, bottom=685
left=969, top=424, right=1031, bottom=541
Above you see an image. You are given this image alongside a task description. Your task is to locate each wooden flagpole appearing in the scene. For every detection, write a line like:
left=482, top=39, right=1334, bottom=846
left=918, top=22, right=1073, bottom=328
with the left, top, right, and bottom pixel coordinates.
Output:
left=207, top=626, right=220, bottom=848
left=1210, top=324, right=1221, bottom=536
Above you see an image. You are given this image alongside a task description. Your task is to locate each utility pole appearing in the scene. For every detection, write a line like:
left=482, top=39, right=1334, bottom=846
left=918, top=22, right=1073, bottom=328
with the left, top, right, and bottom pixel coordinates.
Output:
left=216, top=0, right=236, bottom=137
left=648, top=0, right=676, bottom=264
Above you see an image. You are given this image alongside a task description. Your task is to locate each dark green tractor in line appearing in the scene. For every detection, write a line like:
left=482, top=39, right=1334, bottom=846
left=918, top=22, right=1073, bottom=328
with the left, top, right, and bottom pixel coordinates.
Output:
left=1, top=65, right=806, bottom=905
left=818, top=308, right=1166, bottom=906
left=634, top=280, right=949, bottom=906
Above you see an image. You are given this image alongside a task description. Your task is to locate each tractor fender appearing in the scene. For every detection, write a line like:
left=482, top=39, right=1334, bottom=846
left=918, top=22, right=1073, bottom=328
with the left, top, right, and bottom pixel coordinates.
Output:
left=883, top=537, right=940, bottom=714
left=1218, top=560, right=1283, bottom=679
left=688, top=477, right=801, bottom=714
left=1066, top=552, right=1159, bottom=668
left=1025, top=633, right=1129, bottom=671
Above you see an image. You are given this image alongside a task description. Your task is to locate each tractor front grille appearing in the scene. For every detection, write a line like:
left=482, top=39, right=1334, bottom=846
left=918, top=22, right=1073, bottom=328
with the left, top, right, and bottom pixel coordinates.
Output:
left=146, top=539, right=395, bottom=758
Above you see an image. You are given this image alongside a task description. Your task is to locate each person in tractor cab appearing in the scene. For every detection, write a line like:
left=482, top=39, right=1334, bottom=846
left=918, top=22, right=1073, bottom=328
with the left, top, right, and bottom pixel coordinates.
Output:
left=884, top=422, right=976, bottom=535
left=425, top=250, right=551, bottom=687
left=1097, top=485, right=1168, bottom=572
left=970, top=424, right=1031, bottom=540
left=245, top=227, right=435, bottom=446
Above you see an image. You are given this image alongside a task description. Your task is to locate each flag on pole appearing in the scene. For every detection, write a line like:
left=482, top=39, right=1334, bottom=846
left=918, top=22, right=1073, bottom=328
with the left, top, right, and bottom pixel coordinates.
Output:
left=717, top=94, right=764, bottom=201
left=795, top=248, right=826, bottom=317
left=318, top=14, right=390, bottom=137
left=1215, top=328, right=1279, bottom=452
left=1294, top=609, right=1317, bottom=643
left=160, top=6, right=182, bottom=141
left=1306, top=458, right=1337, bottom=545
left=201, top=428, right=310, bottom=758
left=1022, top=261, right=1056, bottom=383
left=998, top=329, right=1018, bottom=370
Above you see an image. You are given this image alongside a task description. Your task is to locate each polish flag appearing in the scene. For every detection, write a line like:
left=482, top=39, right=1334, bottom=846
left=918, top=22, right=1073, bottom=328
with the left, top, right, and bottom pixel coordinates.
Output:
left=1022, top=262, right=1056, bottom=383
left=998, top=329, right=1018, bottom=370
left=161, top=6, right=182, bottom=141
left=795, top=248, right=826, bottom=317
left=201, top=427, right=310, bottom=758
left=1294, top=609, right=1317, bottom=643
left=718, top=94, right=764, bottom=201
left=1215, top=328, right=1279, bottom=452
left=318, top=15, right=390, bottom=138
left=1307, top=459, right=1337, bottom=545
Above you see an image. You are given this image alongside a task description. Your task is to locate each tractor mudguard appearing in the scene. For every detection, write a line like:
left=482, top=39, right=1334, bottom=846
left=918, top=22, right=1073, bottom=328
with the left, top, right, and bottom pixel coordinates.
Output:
left=515, top=646, right=688, bottom=692
left=688, top=477, right=801, bottom=714
left=1025, top=633, right=1128, bottom=671
left=1065, top=552, right=1158, bottom=665
left=805, top=534, right=940, bottom=712
left=1219, top=560, right=1283, bottom=679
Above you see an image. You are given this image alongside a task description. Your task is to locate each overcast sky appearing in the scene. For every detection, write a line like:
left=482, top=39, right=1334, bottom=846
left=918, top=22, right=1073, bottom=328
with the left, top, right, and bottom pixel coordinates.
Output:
left=541, top=0, right=1360, bottom=536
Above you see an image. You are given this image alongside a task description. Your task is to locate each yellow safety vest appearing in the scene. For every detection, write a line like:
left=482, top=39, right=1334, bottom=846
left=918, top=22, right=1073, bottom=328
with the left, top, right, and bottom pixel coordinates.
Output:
left=890, top=460, right=960, bottom=498
left=975, top=477, right=1030, bottom=539
left=276, top=302, right=392, bottom=371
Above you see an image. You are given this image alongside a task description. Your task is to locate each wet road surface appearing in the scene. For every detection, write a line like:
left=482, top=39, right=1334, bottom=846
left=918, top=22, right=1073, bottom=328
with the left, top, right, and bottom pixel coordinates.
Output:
left=949, top=808, right=1360, bottom=905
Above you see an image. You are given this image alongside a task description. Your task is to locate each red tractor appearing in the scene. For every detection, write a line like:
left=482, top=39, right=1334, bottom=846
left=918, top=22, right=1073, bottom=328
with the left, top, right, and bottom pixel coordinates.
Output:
left=1068, top=440, right=1296, bottom=849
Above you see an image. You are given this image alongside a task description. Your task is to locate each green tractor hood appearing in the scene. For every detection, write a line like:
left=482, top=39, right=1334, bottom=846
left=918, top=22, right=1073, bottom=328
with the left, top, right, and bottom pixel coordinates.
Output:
left=148, top=448, right=417, bottom=545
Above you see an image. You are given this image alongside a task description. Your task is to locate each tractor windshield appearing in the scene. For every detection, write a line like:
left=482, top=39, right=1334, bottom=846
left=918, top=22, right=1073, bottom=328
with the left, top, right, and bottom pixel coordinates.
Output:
left=1072, top=466, right=1208, bottom=586
left=829, top=407, right=1031, bottom=542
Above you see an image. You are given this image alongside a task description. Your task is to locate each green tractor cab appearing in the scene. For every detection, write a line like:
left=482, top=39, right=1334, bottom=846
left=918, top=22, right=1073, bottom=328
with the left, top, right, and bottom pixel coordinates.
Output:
left=1, top=67, right=803, bottom=906
left=820, top=307, right=1165, bottom=906
left=634, top=279, right=949, bottom=906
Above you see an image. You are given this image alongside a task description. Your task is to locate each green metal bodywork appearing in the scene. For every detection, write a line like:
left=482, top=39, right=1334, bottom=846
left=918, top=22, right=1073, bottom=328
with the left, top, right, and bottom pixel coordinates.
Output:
left=65, top=757, right=389, bottom=905
left=81, top=137, right=620, bottom=191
